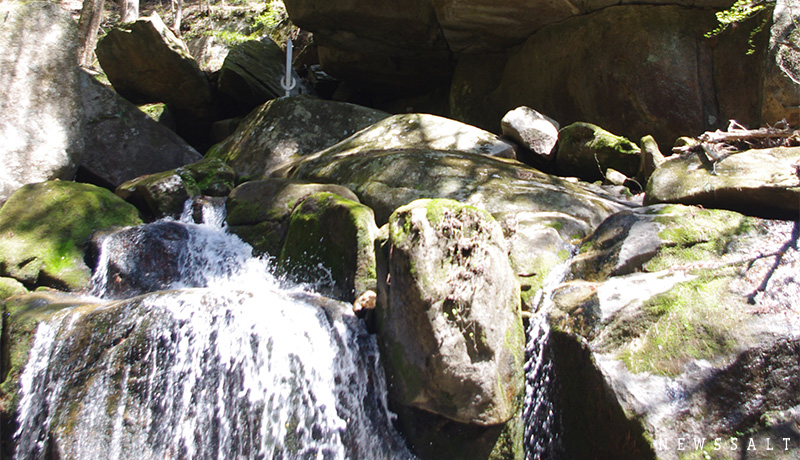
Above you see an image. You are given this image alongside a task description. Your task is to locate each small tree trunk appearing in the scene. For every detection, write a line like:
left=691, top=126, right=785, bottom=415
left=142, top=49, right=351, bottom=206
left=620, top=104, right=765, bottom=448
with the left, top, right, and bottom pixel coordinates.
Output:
left=77, top=0, right=106, bottom=68
left=119, top=0, right=139, bottom=23
left=171, top=0, right=183, bottom=36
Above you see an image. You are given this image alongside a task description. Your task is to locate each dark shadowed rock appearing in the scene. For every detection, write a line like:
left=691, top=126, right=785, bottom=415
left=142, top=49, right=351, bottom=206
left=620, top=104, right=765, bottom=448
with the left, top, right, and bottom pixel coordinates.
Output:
left=79, top=72, right=202, bottom=188
left=0, top=2, right=84, bottom=204
left=95, top=12, right=215, bottom=120
left=492, top=5, right=765, bottom=149
left=216, top=37, right=306, bottom=113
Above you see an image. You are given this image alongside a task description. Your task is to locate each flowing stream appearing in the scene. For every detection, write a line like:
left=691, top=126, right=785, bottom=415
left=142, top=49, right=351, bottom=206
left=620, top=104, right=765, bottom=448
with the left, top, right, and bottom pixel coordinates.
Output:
left=13, top=202, right=414, bottom=460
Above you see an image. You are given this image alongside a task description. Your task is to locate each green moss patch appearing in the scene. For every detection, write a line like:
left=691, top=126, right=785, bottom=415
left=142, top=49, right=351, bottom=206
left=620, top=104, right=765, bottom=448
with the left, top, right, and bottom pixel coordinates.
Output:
left=620, top=273, right=741, bottom=376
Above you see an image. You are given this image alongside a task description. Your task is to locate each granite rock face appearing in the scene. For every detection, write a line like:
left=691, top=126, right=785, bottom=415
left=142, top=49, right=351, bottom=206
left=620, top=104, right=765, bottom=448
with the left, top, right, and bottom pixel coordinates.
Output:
left=0, top=2, right=84, bottom=204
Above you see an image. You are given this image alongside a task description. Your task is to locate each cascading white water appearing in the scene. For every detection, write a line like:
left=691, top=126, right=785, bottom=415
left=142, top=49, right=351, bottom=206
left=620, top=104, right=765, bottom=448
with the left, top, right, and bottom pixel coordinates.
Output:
left=522, top=250, right=574, bottom=460
left=14, top=200, right=414, bottom=460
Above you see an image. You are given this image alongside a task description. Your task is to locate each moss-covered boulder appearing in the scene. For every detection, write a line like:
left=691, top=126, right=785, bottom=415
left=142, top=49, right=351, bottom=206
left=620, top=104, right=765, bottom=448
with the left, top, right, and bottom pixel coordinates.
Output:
left=644, top=146, right=800, bottom=219
left=0, top=181, right=142, bottom=291
left=555, top=122, right=641, bottom=182
left=206, top=96, right=390, bottom=181
left=115, top=157, right=234, bottom=218
left=377, top=198, right=524, bottom=426
left=542, top=205, right=800, bottom=459
left=225, top=179, right=360, bottom=257
left=278, top=192, right=378, bottom=302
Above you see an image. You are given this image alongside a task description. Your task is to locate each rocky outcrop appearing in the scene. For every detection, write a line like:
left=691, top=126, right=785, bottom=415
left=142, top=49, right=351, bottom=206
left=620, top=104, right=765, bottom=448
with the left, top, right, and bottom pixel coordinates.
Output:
left=644, top=146, right=800, bottom=219
left=96, top=13, right=215, bottom=120
left=545, top=204, right=800, bottom=459
left=79, top=73, right=203, bottom=188
left=217, top=37, right=306, bottom=113
left=376, top=198, right=524, bottom=455
left=278, top=192, right=378, bottom=302
left=207, top=96, right=390, bottom=181
left=555, top=122, right=641, bottom=182
left=0, top=2, right=84, bottom=204
left=115, top=158, right=235, bottom=218
left=492, top=5, right=764, bottom=149
left=0, top=181, right=142, bottom=291
left=225, top=179, right=359, bottom=256
left=762, top=0, right=800, bottom=126
left=283, top=0, right=453, bottom=93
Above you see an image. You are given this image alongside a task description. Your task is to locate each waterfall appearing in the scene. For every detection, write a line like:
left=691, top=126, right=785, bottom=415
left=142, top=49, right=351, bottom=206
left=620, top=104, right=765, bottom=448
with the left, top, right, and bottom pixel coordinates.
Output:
left=14, top=199, right=414, bottom=460
left=522, top=251, right=574, bottom=460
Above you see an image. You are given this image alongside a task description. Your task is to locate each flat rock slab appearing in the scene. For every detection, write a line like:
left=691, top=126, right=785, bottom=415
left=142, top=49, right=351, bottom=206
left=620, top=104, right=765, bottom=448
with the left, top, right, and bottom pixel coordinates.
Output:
left=645, top=146, right=800, bottom=219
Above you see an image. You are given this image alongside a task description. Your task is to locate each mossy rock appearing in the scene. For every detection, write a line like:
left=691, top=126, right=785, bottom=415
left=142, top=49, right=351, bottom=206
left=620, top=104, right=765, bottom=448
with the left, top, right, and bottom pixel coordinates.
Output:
left=277, top=191, right=378, bottom=302
left=569, top=204, right=755, bottom=282
left=116, top=157, right=234, bottom=218
left=0, top=291, right=101, bottom=455
left=225, top=179, right=360, bottom=256
left=556, top=122, right=641, bottom=182
left=547, top=210, right=800, bottom=458
left=0, top=181, right=142, bottom=291
left=0, top=277, right=27, bottom=300
left=376, top=198, right=524, bottom=426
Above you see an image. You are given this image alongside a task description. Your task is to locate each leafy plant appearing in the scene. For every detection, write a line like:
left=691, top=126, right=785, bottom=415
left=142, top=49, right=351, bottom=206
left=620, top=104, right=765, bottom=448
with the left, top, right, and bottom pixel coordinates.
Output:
left=705, top=0, right=774, bottom=54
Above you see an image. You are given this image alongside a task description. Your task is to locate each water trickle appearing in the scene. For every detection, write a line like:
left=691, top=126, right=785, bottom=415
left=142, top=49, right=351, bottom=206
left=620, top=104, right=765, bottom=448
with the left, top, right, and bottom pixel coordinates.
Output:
left=14, top=202, right=414, bottom=460
left=522, top=250, right=574, bottom=460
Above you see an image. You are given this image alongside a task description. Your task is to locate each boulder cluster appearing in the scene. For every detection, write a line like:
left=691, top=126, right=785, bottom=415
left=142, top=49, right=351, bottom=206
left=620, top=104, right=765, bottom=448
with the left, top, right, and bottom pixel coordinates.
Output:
left=2, top=1, right=800, bottom=459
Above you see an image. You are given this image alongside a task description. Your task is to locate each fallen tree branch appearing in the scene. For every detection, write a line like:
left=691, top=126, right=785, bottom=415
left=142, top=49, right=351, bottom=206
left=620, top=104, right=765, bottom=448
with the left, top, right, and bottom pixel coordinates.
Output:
left=672, top=119, right=800, bottom=156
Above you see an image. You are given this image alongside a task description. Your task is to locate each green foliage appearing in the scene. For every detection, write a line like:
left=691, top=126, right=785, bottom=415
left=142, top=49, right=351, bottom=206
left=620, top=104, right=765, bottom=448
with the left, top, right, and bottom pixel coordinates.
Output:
left=705, top=0, right=774, bottom=54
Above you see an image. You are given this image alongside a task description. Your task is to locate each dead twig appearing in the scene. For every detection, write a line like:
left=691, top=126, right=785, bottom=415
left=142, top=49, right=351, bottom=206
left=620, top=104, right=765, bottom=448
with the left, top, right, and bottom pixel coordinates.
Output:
left=672, top=120, right=800, bottom=172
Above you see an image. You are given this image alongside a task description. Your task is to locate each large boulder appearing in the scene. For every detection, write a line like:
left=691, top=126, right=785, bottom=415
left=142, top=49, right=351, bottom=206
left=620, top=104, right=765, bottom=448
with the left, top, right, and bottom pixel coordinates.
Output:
left=500, top=106, right=559, bottom=160
left=95, top=12, right=215, bottom=120
left=79, top=72, right=203, bottom=188
left=644, top=146, right=800, bottom=219
left=299, top=113, right=516, bottom=163
left=278, top=192, right=379, bottom=302
left=207, top=96, right=390, bottom=181
left=376, top=197, right=524, bottom=425
left=288, top=148, right=627, bottom=225
left=490, top=5, right=765, bottom=148
left=544, top=205, right=800, bottom=459
left=225, top=179, right=359, bottom=257
left=0, top=181, right=142, bottom=291
left=0, top=2, right=84, bottom=204
left=217, top=37, right=306, bottom=113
